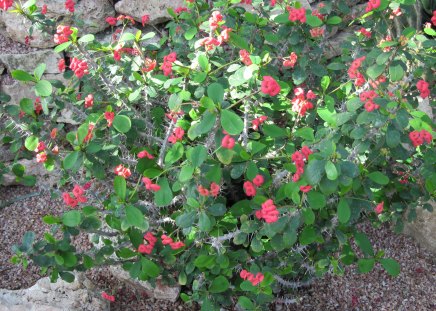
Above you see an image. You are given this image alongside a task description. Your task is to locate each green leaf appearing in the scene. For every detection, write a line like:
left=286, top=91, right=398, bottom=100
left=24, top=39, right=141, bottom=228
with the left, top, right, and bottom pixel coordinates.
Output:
left=368, top=171, right=389, bottom=185
left=188, top=111, right=216, bottom=140
left=304, top=159, right=326, bottom=185
left=198, top=212, right=212, bottom=232
left=299, top=226, right=317, bottom=245
left=12, top=70, right=35, bottom=82
left=366, top=64, right=385, bottom=80
left=216, top=148, right=234, bottom=165
left=63, top=151, right=80, bottom=170
left=20, top=98, right=34, bottom=115
left=78, top=34, right=95, bottom=43
left=34, top=63, right=46, bottom=80
left=379, top=258, right=400, bottom=276
left=221, top=110, right=243, bottom=135
left=154, top=178, right=173, bottom=207
left=54, top=41, right=72, bottom=53
left=326, top=16, right=342, bottom=25
left=125, top=206, right=148, bottom=230
left=62, top=211, right=81, bottom=227
left=165, top=142, right=184, bottom=165
left=198, top=54, right=209, bottom=71
left=262, top=124, right=288, bottom=138
left=142, top=258, right=160, bottom=277
left=354, top=232, right=374, bottom=256
left=320, top=76, right=330, bottom=92
left=307, top=191, right=326, bottom=210
left=305, top=15, right=323, bottom=27
left=238, top=296, right=255, bottom=310
left=209, top=276, right=229, bottom=293
left=194, top=255, right=215, bottom=268
left=187, top=145, right=207, bottom=167
left=179, top=164, right=194, bottom=182
left=119, top=32, right=136, bottom=42
left=325, top=161, right=338, bottom=180
left=114, top=175, right=126, bottom=201
left=184, top=26, right=198, bottom=40
left=358, top=258, right=375, bottom=273
left=389, top=63, right=404, bottom=82
left=294, top=127, right=314, bottom=141
left=386, top=128, right=400, bottom=148
left=24, top=136, right=39, bottom=151
left=337, top=199, right=351, bottom=224
left=113, top=115, right=132, bottom=133
left=12, top=164, right=25, bottom=177
left=35, top=80, right=52, bottom=97
left=207, top=83, right=224, bottom=104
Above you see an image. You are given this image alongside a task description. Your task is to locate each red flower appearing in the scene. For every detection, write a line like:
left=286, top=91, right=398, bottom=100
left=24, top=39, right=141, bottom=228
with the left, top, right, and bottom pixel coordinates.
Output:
left=243, top=181, right=256, bottom=197
left=300, top=185, right=312, bottom=193
left=209, top=11, right=223, bottom=30
left=36, top=152, right=47, bottom=163
left=255, top=199, right=279, bottom=223
left=161, top=234, right=173, bottom=245
left=416, top=80, right=430, bottom=99
left=283, top=52, right=298, bottom=68
left=84, top=94, right=93, bottom=108
left=175, top=7, right=188, bottom=14
left=35, top=141, right=46, bottom=152
left=310, top=27, right=324, bottom=38
left=365, top=0, right=380, bottom=12
left=164, top=52, right=177, bottom=63
left=409, top=130, right=432, bottom=147
left=69, top=57, right=89, bottom=78
left=221, top=135, right=235, bottom=149
left=138, top=150, right=154, bottom=159
left=252, top=115, right=267, bottom=131
left=240, top=270, right=264, bottom=286
left=170, top=241, right=185, bottom=250
left=291, top=88, right=315, bottom=116
left=34, top=98, right=42, bottom=115
left=142, top=177, right=161, bottom=192
left=106, top=16, right=117, bottom=26
left=0, top=0, right=14, bottom=11
left=138, top=244, right=153, bottom=254
left=50, top=128, right=58, bottom=139
left=63, top=192, right=78, bottom=207
left=101, top=292, right=115, bottom=302
left=114, top=164, right=131, bottom=178
left=113, top=49, right=121, bottom=61
left=261, top=76, right=281, bottom=96
left=168, top=127, right=184, bottom=144
left=358, top=28, right=372, bottom=38
left=432, top=10, right=436, bottom=26
left=252, top=174, right=264, bottom=187
left=104, top=112, right=115, bottom=127
left=218, top=27, right=232, bottom=44
left=288, top=7, right=306, bottom=23
left=65, top=0, right=75, bottom=13
left=239, top=49, right=252, bottom=66
left=41, top=4, right=47, bottom=14
left=374, top=202, right=384, bottom=214
left=142, top=58, right=156, bottom=72
left=54, top=25, right=72, bottom=44
left=141, top=14, right=150, bottom=27
left=198, top=185, right=210, bottom=196
left=199, top=37, right=221, bottom=51
left=210, top=182, right=220, bottom=197
left=58, top=59, right=66, bottom=72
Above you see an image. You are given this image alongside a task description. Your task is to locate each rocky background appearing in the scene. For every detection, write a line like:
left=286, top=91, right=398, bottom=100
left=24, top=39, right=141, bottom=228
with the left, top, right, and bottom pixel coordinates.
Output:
left=0, top=0, right=435, bottom=310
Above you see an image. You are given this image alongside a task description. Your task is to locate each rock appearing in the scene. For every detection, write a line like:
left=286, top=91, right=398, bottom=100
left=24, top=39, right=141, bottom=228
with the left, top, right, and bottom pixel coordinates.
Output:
left=0, top=49, right=62, bottom=75
left=109, top=266, right=180, bottom=302
left=0, top=273, right=109, bottom=311
left=1, top=158, right=61, bottom=188
left=404, top=202, right=436, bottom=255
left=115, top=0, right=185, bottom=25
left=0, top=81, right=36, bottom=105
left=324, top=28, right=357, bottom=59
left=0, top=0, right=115, bottom=48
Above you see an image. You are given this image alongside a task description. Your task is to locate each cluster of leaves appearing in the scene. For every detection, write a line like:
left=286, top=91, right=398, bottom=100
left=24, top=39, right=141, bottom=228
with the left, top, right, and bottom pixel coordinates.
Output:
left=1, top=0, right=435, bottom=309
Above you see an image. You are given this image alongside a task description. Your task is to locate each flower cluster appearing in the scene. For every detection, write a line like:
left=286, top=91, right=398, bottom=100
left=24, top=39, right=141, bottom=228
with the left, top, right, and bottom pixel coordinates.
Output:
left=243, top=174, right=265, bottom=197
left=84, top=94, right=93, bottom=108
left=432, top=10, right=436, bottom=26
left=360, top=90, right=379, bottom=112
left=101, top=292, right=115, bottom=302
left=36, top=152, right=47, bottom=163
left=347, top=56, right=366, bottom=87
left=161, top=235, right=185, bottom=250
left=287, top=7, right=306, bottom=23
left=142, top=177, right=161, bottom=192
left=261, top=76, right=281, bottom=96
left=82, top=123, right=95, bottom=143
left=106, top=16, right=117, bottom=26
left=198, top=182, right=220, bottom=197
left=209, top=11, right=223, bottom=31
left=58, top=59, right=66, bottom=72
left=239, top=49, right=252, bottom=66
left=283, top=52, right=297, bottom=68
left=137, top=149, right=154, bottom=159
left=255, top=199, right=279, bottom=223
left=162, top=52, right=177, bottom=76
left=374, top=202, right=384, bottom=214
left=291, top=146, right=312, bottom=182
left=142, top=58, right=157, bottom=73
left=416, top=80, right=430, bottom=99
left=365, top=0, right=380, bottom=12
left=252, top=116, right=267, bottom=131
left=138, top=232, right=157, bottom=254
left=34, top=97, right=42, bottom=115
left=409, top=130, right=433, bottom=147
left=70, top=58, right=89, bottom=78
left=141, top=14, right=150, bottom=26
left=63, top=185, right=87, bottom=208
left=168, top=127, right=184, bottom=143
left=65, top=0, right=75, bottom=12
left=291, top=88, right=316, bottom=116
left=240, top=270, right=264, bottom=286
left=114, top=164, right=131, bottom=178
left=358, top=28, right=372, bottom=38
left=310, top=27, right=324, bottom=38
left=221, top=134, right=235, bottom=149
left=54, top=25, right=72, bottom=44
left=0, top=0, right=13, bottom=11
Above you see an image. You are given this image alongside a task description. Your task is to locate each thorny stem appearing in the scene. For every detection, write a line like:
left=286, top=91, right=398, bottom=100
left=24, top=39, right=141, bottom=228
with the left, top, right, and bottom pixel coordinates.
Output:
left=157, top=119, right=176, bottom=167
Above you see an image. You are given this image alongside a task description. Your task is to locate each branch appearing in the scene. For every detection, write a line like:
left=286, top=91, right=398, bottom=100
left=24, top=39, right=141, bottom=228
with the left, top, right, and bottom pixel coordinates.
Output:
left=157, top=119, right=176, bottom=167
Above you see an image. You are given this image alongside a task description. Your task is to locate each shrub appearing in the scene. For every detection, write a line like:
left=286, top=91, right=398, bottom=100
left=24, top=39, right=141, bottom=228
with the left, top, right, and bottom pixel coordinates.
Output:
left=1, top=0, right=435, bottom=309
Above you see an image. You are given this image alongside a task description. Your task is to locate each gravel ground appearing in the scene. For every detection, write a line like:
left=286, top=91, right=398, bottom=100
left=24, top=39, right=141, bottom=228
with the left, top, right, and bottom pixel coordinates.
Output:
left=0, top=185, right=434, bottom=310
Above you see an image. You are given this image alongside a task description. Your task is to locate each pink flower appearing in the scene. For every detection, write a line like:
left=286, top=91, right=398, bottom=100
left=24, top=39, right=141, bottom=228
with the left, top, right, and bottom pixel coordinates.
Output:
left=416, top=80, right=430, bottom=99
left=256, top=199, right=279, bottom=223
left=54, top=25, right=73, bottom=44
left=138, top=150, right=154, bottom=159
left=252, top=116, right=267, bottom=131
left=63, top=192, right=78, bottom=208
left=221, top=135, right=235, bottom=149
left=365, top=0, right=380, bottom=12
left=142, top=177, right=161, bottom=192
left=58, top=59, right=66, bottom=72
left=218, top=27, right=232, bottom=44
left=168, top=127, right=184, bottom=144
left=0, top=0, right=14, bottom=11
left=252, top=174, right=264, bottom=187
left=300, top=185, right=312, bottom=193
left=374, top=202, right=384, bottom=214
left=198, top=185, right=210, bottom=196
left=432, top=10, right=436, bottom=26
left=409, top=130, right=432, bottom=147
left=240, top=270, right=264, bottom=286
left=104, top=112, right=115, bottom=127
left=101, top=292, right=115, bottom=302
left=261, top=76, right=281, bottom=96
left=358, top=28, right=372, bottom=38
left=239, top=49, right=252, bottom=66
left=243, top=181, right=256, bottom=197
left=41, top=4, right=47, bottom=14
left=199, top=37, right=221, bottom=51
left=141, top=14, right=150, bottom=27
left=209, top=11, right=223, bottom=30
left=84, top=94, right=93, bottom=108
left=35, top=141, right=46, bottom=152
left=288, top=7, right=306, bottom=23
left=161, top=234, right=173, bottom=245
left=106, top=16, right=117, bottom=26
left=310, top=27, right=324, bottom=38
left=114, top=164, right=131, bottom=178
left=36, top=152, right=47, bottom=163
left=210, top=182, right=220, bottom=197
left=65, top=0, right=75, bottom=13
left=138, top=244, right=153, bottom=254
left=69, top=57, right=89, bottom=78
left=283, top=52, right=298, bottom=68
left=170, top=241, right=185, bottom=250
left=142, top=58, right=156, bottom=72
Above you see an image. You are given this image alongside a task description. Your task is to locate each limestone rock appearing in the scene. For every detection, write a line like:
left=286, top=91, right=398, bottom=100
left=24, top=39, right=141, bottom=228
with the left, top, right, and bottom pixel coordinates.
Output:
left=0, top=0, right=114, bottom=48
left=404, top=202, right=436, bottom=254
left=0, top=273, right=109, bottom=311
left=0, top=49, right=62, bottom=75
left=115, top=0, right=185, bottom=25
left=109, top=266, right=180, bottom=302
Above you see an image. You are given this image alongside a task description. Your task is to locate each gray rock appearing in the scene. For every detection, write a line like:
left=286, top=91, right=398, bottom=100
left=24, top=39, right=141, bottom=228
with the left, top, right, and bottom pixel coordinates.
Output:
left=0, top=49, right=62, bottom=75
left=0, top=81, right=36, bottom=105
left=0, top=273, right=109, bottom=311
left=404, top=202, right=436, bottom=255
left=0, top=0, right=115, bottom=48
left=115, top=0, right=184, bottom=25
left=109, top=266, right=180, bottom=302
